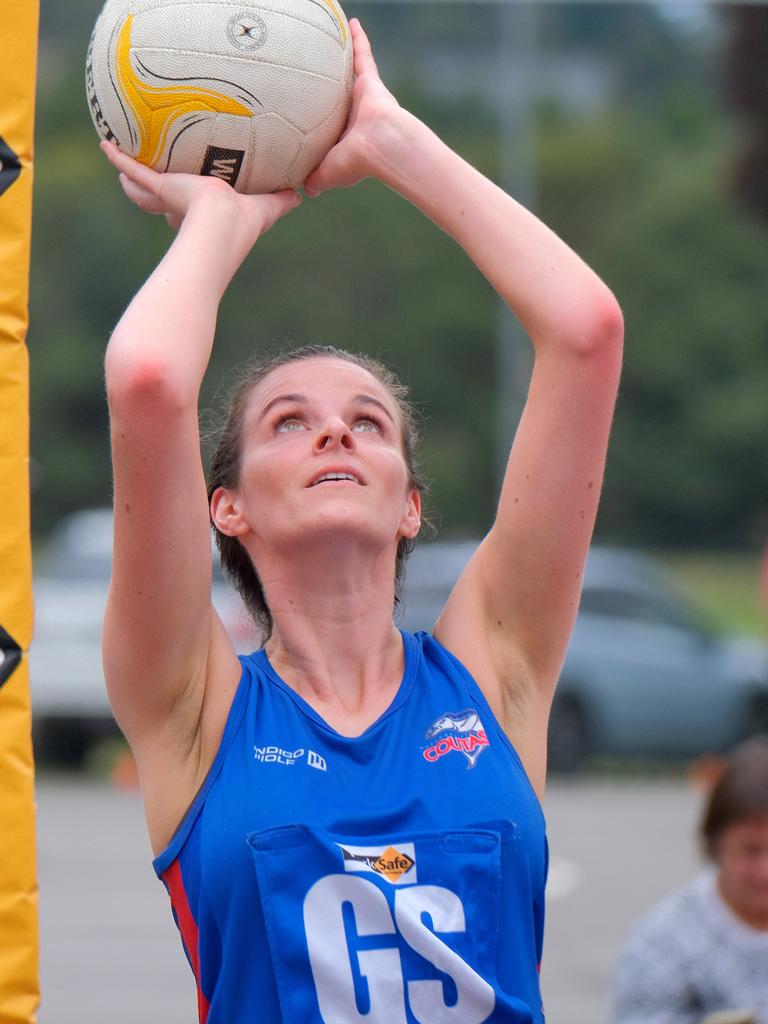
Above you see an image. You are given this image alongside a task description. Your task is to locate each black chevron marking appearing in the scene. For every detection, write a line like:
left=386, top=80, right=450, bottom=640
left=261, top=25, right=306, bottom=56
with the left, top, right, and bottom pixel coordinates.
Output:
left=0, top=624, right=22, bottom=688
left=0, top=136, right=22, bottom=198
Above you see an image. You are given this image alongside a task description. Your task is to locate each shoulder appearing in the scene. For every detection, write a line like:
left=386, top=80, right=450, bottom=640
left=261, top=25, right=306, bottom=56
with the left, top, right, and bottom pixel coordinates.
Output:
left=410, top=629, right=508, bottom=716
left=410, top=629, right=465, bottom=672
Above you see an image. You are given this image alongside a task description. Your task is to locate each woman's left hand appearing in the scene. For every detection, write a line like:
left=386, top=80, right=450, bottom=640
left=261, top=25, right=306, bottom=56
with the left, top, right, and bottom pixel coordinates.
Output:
left=303, top=18, right=404, bottom=195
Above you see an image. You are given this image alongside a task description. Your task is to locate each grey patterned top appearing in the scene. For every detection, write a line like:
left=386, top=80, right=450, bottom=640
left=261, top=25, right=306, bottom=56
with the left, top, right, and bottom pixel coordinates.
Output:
left=611, top=870, right=768, bottom=1024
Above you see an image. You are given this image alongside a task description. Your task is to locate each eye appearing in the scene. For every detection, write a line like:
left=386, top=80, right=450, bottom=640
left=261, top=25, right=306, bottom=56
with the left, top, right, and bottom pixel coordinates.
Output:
left=274, top=414, right=306, bottom=433
left=352, top=415, right=384, bottom=433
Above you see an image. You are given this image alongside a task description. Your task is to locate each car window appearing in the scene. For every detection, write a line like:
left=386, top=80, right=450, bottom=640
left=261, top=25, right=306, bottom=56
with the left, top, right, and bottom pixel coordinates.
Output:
left=579, top=585, right=705, bottom=634
left=38, top=509, right=228, bottom=584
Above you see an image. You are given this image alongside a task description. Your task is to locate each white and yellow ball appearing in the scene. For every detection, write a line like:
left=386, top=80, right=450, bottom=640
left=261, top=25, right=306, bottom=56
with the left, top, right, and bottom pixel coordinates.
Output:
left=85, top=0, right=354, bottom=193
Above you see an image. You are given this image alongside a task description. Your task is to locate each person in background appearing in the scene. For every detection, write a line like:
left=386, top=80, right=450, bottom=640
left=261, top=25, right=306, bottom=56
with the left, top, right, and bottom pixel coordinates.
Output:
left=611, top=738, right=768, bottom=1024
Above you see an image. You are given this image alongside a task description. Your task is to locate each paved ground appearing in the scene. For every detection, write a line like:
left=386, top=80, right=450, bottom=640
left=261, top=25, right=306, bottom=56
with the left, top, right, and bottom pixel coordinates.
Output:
left=541, top=778, right=700, bottom=1023
left=35, top=774, right=702, bottom=1023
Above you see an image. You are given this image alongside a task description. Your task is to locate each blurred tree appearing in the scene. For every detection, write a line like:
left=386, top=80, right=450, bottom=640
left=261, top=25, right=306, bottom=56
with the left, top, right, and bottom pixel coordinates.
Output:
left=28, top=1, right=768, bottom=555
left=722, top=4, right=768, bottom=223
left=538, top=96, right=768, bottom=547
left=538, top=1, right=712, bottom=106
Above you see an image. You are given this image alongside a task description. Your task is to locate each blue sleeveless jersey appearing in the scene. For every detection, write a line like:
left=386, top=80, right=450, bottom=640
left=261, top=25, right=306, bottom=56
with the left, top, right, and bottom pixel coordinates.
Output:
left=153, top=630, right=548, bottom=1023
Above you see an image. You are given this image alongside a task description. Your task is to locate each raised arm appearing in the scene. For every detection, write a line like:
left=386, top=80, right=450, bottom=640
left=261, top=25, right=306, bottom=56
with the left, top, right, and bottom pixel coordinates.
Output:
left=307, top=21, right=623, bottom=791
left=392, top=125, right=623, bottom=789
left=101, top=146, right=299, bottom=840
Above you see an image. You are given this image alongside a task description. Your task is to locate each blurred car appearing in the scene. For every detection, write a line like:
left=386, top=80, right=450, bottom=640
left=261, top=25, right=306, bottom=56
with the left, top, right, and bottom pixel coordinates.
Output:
left=399, top=541, right=768, bottom=771
left=30, top=508, right=255, bottom=765
left=31, top=513, right=768, bottom=770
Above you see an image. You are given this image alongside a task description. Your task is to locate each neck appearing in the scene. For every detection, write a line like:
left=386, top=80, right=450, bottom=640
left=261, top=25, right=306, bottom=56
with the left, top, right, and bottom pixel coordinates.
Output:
left=256, top=540, right=406, bottom=732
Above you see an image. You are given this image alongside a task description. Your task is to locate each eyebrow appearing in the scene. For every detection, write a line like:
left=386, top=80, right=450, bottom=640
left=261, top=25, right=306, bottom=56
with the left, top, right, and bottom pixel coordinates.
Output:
left=257, top=392, right=395, bottom=426
left=257, top=393, right=307, bottom=424
left=353, top=394, right=395, bottom=424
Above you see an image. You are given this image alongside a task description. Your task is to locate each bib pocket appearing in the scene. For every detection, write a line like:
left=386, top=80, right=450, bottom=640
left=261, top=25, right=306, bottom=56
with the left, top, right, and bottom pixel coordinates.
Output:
left=247, top=822, right=536, bottom=1024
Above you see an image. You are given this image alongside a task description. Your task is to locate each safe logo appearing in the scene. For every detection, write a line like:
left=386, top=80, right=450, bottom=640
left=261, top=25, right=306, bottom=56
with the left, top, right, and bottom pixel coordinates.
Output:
left=423, top=709, right=489, bottom=769
left=337, top=841, right=417, bottom=885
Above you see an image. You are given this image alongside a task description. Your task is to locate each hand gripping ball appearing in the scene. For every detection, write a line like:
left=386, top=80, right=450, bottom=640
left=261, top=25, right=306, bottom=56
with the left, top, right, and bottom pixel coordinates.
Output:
left=86, top=0, right=354, bottom=193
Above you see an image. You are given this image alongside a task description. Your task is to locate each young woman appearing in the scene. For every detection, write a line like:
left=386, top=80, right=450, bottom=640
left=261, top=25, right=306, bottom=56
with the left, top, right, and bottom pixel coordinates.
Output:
left=101, top=19, right=623, bottom=1023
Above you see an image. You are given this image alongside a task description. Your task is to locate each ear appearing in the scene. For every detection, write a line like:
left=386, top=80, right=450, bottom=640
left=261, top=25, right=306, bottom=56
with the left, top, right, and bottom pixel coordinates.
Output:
left=399, top=487, right=422, bottom=541
left=210, top=486, right=250, bottom=538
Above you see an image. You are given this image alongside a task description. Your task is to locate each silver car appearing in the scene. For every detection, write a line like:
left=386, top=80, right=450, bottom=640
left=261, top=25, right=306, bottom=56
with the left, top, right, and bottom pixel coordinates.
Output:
left=399, top=542, right=768, bottom=771
left=30, top=508, right=255, bottom=764
left=31, top=515, right=768, bottom=770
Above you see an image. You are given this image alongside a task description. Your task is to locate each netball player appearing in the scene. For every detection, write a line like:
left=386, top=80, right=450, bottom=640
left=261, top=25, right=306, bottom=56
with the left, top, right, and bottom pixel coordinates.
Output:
left=100, top=19, right=623, bottom=1023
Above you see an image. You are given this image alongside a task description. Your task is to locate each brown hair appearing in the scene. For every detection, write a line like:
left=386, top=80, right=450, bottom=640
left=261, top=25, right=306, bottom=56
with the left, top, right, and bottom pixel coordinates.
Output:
left=700, top=736, right=768, bottom=859
left=206, top=345, right=429, bottom=640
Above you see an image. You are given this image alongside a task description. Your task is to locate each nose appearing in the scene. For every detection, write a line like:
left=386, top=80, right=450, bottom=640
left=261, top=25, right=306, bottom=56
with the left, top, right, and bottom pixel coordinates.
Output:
left=314, top=416, right=356, bottom=453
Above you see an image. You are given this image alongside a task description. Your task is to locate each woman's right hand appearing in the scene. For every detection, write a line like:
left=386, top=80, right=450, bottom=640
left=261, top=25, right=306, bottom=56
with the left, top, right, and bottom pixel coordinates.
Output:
left=100, top=139, right=301, bottom=243
left=303, top=19, right=407, bottom=195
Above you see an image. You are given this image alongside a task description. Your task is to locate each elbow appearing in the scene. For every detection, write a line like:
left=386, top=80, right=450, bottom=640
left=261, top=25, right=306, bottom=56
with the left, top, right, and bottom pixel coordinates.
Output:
left=532, top=287, right=624, bottom=365
left=105, top=345, right=191, bottom=419
left=574, top=288, right=624, bottom=361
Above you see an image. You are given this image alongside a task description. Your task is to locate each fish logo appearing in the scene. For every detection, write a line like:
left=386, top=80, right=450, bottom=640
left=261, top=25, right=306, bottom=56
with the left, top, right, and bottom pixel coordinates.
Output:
left=423, top=709, right=490, bottom=769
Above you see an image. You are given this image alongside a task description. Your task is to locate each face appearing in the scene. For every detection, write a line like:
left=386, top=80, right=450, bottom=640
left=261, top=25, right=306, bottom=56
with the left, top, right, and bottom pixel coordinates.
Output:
left=212, top=358, right=421, bottom=562
left=716, top=815, right=768, bottom=928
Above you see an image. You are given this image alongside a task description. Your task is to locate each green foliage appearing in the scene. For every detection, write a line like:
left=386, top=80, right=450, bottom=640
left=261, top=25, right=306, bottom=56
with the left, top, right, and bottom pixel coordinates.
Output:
left=660, top=551, right=766, bottom=636
left=538, top=106, right=768, bottom=547
left=28, top=2, right=768, bottom=555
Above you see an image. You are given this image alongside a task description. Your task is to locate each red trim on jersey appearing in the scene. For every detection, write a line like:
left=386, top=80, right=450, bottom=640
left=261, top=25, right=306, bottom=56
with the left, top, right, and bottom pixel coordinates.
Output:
left=163, top=859, right=211, bottom=1023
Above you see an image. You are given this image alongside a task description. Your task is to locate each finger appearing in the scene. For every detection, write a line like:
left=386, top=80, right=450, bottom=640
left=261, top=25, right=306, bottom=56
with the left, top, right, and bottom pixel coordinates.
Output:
left=118, top=172, right=160, bottom=207
left=349, top=19, right=379, bottom=79
left=304, top=150, right=355, bottom=196
left=100, top=139, right=141, bottom=175
left=100, top=140, right=162, bottom=196
left=119, top=172, right=167, bottom=215
left=99, top=138, right=125, bottom=169
left=271, top=188, right=302, bottom=216
left=303, top=165, right=330, bottom=196
left=258, top=189, right=302, bottom=229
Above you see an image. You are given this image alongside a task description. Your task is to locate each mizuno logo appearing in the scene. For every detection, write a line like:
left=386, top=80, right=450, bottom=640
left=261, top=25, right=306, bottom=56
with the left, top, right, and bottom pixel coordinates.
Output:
left=201, top=146, right=245, bottom=185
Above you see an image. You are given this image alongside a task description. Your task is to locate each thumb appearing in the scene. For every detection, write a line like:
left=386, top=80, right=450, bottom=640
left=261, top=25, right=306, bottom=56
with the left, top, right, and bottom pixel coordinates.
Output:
left=302, top=169, right=324, bottom=198
left=260, top=189, right=302, bottom=227
left=303, top=161, right=337, bottom=197
left=304, top=148, right=360, bottom=197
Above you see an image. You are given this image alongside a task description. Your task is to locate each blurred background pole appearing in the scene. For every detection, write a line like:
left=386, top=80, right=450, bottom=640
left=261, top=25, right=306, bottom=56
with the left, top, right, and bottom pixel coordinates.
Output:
left=495, top=0, right=537, bottom=486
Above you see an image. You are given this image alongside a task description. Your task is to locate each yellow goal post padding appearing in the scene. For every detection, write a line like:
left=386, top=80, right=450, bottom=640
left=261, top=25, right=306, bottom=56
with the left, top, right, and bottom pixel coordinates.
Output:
left=0, top=1, right=40, bottom=1022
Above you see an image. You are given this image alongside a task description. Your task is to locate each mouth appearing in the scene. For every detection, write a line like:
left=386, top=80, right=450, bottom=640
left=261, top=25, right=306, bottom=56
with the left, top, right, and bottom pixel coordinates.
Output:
left=307, top=469, right=366, bottom=488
